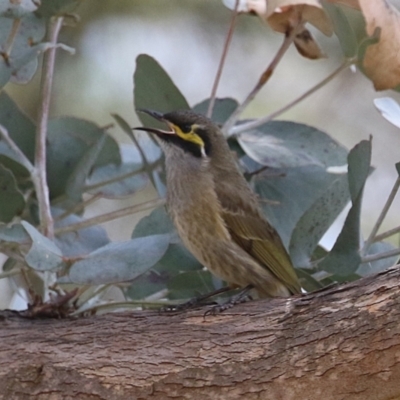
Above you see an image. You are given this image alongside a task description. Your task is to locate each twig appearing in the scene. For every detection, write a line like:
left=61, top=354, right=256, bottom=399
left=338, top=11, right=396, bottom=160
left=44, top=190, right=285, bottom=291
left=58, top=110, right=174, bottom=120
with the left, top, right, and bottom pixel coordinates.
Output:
left=223, top=20, right=303, bottom=134
left=54, top=197, right=166, bottom=235
left=373, top=226, right=400, bottom=243
left=3, top=18, right=21, bottom=59
left=361, top=247, right=400, bottom=264
left=361, top=177, right=400, bottom=256
left=0, top=124, right=34, bottom=173
left=54, top=194, right=102, bottom=221
left=230, top=59, right=354, bottom=135
left=34, top=16, right=64, bottom=239
left=206, top=0, right=240, bottom=118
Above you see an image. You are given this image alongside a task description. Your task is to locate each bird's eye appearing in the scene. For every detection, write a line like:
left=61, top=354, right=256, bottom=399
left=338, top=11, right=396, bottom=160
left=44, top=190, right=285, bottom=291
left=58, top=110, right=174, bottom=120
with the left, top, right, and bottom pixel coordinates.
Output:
left=180, top=124, right=192, bottom=133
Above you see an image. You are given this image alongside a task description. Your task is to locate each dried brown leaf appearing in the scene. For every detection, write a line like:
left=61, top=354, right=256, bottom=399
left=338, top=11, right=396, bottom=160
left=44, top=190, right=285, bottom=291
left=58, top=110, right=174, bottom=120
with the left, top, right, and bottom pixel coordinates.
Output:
left=359, top=0, right=400, bottom=90
left=294, top=27, right=326, bottom=59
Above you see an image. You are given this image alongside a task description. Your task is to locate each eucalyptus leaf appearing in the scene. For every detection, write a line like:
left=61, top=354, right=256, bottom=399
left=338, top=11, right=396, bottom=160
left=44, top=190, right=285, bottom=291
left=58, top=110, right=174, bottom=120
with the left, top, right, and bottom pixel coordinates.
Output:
left=238, top=121, right=348, bottom=169
left=68, top=234, right=170, bottom=285
left=65, top=134, right=106, bottom=202
left=134, top=54, right=189, bottom=129
left=167, top=270, right=215, bottom=300
left=53, top=208, right=109, bottom=257
left=192, top=98, right=239, bottom=125
left=87, top=163, right=148, bottom=198
left=0, top=165, right=25, bottom=223
left=21, top=221, right=64, bottom=271
left=318, top=139, right=372, bottom=277
left=36, top=0, right=81, bottom=17
left=0, top=91, right=35, bottom=162
left=289, top=172, right=350, bottom=268
left=322, top=2, right=358, bottom=58
left=251, top=162, right=341, bottom=248
left=125, top=270, right=166, bottom=300
left=0, top=223, right=29, bottom=244
left=46, top=117, right=121, bottom=199
left=132, top=206, right=175, bottom=238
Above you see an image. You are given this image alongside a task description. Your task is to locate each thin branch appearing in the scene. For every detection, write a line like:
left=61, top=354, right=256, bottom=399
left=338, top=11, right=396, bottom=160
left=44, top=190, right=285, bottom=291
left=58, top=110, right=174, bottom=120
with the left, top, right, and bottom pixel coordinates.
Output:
left=373, top=226, right=400, bottom=243
left=54, top=198, right=166, bottom=235
left=0, top=124, right=34, bottom=173
left=361, top=247, right=400, bottom=264
left=362, top=176, right=400, bottom=256
left=223, top=20, right=303, bottom=135
left=3, top=18, right=21, bottom=58
left=206, top=0, right=240, bottom=118
left=54, top=194, right=102, bottom=221
left=34, top=16, right=64, bottom=239
left=230, top=58, right=354, bottom=135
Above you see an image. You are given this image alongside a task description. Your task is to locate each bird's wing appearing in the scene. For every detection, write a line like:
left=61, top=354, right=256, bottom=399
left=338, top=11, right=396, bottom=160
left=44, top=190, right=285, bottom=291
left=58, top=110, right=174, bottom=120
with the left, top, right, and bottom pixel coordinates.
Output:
left=222, top=210, right=301, bottom=295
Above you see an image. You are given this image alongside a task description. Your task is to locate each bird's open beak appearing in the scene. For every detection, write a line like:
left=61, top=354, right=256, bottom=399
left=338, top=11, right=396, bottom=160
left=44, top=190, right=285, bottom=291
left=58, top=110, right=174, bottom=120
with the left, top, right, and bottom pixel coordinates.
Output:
left=133, top=109, right=176, bottom=135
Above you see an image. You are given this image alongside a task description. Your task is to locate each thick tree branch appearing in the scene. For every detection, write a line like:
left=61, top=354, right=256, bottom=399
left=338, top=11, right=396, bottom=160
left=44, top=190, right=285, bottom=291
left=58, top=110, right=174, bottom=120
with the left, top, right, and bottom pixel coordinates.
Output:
left=1, top=266, right=400, bottom=399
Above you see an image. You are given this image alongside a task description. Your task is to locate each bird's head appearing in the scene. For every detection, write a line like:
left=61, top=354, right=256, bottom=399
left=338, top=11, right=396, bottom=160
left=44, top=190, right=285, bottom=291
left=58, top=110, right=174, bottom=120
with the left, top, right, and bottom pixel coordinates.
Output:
left=134, top=109, right=214, bottom=159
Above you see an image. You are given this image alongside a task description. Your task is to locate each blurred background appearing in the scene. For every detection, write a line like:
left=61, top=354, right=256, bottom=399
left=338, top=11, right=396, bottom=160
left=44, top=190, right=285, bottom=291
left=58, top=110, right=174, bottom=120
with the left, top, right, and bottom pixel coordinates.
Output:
left=4, top=0, right=400, bottom=244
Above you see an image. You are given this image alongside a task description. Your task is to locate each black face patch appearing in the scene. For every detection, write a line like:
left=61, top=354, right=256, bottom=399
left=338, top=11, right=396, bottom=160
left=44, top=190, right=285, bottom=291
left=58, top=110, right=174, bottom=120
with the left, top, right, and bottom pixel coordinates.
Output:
left=158, top=134, right=204, bottom=158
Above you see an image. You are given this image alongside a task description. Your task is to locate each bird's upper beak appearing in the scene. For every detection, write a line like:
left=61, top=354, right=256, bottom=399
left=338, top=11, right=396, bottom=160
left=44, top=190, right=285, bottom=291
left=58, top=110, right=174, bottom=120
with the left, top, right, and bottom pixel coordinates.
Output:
left=133, top=109, right=176, bottom=135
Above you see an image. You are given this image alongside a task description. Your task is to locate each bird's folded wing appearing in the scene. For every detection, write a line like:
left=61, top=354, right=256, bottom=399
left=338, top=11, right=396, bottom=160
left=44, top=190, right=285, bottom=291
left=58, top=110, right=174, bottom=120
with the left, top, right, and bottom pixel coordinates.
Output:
left=222, top=210, right=301, bottom=295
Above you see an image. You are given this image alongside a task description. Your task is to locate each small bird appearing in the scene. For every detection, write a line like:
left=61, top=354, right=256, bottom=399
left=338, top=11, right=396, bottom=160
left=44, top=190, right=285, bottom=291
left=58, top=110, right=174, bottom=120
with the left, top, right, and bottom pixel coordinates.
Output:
left=135, top=109, right=301, bottom=301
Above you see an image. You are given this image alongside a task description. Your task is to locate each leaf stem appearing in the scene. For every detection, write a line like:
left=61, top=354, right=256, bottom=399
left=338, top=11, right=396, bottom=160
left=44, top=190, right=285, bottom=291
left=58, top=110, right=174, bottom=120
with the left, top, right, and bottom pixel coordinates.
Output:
left=362, top=176, right=400, bottom=255
left=54, top=197, right=166, bottom=235
left=206, top=0, right=240, bottom=118
left=223, top=20, right=303, bottom=134
left=361, top=247, right=400, bottom=264
left=0, top=124, right=34, bottom=172
left=373, top=226, right=400, bottom=243
left=230, top=58, right=354, bottom=135
left=34, top=16, right=64, bottom=239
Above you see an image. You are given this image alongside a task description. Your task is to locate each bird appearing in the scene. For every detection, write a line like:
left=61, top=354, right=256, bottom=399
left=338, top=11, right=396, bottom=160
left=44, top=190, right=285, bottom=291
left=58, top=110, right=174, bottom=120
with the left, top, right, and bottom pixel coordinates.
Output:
left=135, top=109, right=301, bottom=303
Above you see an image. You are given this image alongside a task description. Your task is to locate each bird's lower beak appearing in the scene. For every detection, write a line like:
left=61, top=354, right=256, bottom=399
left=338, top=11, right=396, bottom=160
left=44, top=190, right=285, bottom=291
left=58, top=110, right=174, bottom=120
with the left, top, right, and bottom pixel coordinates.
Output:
left=134, top=109, right=176, bottom=135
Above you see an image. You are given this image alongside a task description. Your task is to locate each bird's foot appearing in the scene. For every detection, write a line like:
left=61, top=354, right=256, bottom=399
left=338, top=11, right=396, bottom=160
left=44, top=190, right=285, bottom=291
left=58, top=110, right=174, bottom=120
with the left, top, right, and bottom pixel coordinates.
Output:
left=160, top=286, right=232, bottom=313
left=204, top=285, right=253, bottom=316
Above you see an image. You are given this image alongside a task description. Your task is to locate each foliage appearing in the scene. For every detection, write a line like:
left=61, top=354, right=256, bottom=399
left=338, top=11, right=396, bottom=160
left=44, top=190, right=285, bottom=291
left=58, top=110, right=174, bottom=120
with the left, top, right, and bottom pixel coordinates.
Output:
left=0, top=0, right=399, bottom=315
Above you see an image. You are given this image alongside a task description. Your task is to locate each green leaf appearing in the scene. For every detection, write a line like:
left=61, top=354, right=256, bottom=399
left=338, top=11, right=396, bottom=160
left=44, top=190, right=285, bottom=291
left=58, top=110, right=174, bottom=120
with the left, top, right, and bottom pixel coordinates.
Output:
left=21, top=221, right=64, bottom=271
left=0, top=223, right=29, bottom=244
left=87, top=163, right=148, bottom=198
left=322, top=2, right=358, bottom=58
left=134, top=54, right=189, bottom=129
left=357, top=241, right=399, bottom=277
left=68, top=234, right=170, bottom=285
left=46, top=117, right=121, bottom=199
left=125, top=270, right=166, bottom=300
left=167, top=270, right=215, bottom=300
left=238, top=121, right=348, bottom=169
left=396, top=162, right=400, bottom=177
left=53, top=208, right=109, bottom=257
left=65, top=134, right=106, bottom=202
left=251, top=163, right=341, bottom=248
left=132, top=206, right=175, bottom=238
left=296, top=268, right=323, bottom=292
left=0, top=154, right=30, bottom=179
left=0, top=14, right=46, bottom=87
left=289, top=172, right=350, bottom=268
left=192, top=98, right=239, bottom=124
left=0, top=92, right=35, bottom=162
left=0, top=165, right=25, bottom=222
left=318, top=139, right=372, bottom=276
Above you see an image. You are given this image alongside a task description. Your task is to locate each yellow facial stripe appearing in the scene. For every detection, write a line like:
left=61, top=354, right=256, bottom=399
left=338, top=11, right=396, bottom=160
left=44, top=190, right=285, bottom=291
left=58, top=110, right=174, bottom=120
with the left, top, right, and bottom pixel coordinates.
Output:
left=172, top=123, right=204, bottom=148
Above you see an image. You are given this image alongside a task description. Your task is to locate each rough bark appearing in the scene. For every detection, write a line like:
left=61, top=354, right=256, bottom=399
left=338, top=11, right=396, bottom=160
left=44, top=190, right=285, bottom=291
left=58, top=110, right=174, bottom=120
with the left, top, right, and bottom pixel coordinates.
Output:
left=1, top=266, right=400, bottom=400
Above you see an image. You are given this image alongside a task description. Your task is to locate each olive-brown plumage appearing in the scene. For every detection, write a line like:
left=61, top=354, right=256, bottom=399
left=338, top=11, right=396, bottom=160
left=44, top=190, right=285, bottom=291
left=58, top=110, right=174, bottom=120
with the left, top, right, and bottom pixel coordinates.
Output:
left=135, top=109, right=301, bottom=297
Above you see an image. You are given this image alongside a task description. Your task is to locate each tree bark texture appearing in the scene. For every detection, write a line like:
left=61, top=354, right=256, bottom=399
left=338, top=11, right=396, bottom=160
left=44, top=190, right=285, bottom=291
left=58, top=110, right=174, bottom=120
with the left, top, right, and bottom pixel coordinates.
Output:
left=1, top=266, right=400, bottom=400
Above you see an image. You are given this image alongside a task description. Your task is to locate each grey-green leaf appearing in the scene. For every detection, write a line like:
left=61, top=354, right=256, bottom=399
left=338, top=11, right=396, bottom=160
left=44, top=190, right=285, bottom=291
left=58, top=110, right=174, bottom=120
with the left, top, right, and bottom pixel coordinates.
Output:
left=238, top=121, right=348, bottom=169
left=318, top=139, right=372, bottom=277
left=87, top=163, right=148, bottom=198
left=0, top=165, right=25, bottom=223
left=68, top=234, right=170, bottom=285
left=192, top=98, right=239, bottom=125
left=134, top=54, right=189, bottom=129
left=22, top=221, right=64, bottom=271
left=132, top=206, right=175, bottom=238
left=167, top=270, right=215, bottom=300
left=289, top=172, right=350, bottom=268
